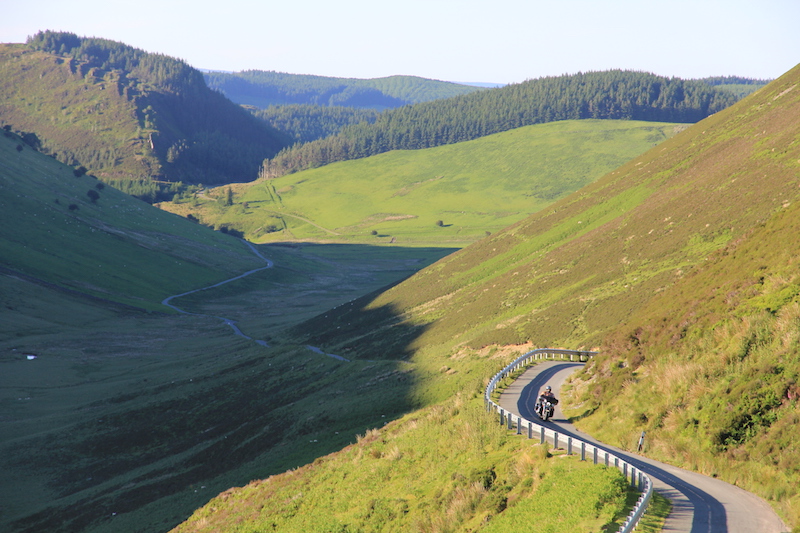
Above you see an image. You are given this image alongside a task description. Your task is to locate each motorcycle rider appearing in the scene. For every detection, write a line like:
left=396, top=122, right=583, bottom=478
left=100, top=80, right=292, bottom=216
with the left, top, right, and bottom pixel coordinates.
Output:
left=536, top=385, right=557, bottom=415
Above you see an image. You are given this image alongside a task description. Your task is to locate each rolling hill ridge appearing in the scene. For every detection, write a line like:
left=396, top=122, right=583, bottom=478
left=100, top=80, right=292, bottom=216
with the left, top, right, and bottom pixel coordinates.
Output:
left=159, top=119, right=685, bottom=246
left=261, top=69, right=741, bottom=178
left=3, top=30, right=797, bottom=533
left=0, top=31, right=291, bottom=201
left=289, top=65, right=799, bottom=357
left=204, top=70, right=485, bottom=109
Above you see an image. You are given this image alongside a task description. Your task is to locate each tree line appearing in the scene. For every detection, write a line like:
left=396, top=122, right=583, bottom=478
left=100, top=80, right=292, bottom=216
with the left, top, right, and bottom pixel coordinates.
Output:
left=251, top=104, right=380, bottom=144
left=260, top=70, right=739, bottom=178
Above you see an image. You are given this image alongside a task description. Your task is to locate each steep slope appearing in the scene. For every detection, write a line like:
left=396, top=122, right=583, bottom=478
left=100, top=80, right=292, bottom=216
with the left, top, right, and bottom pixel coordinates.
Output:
left=171, top=393, right=639, bottom=533
left=162, top=63, right=800, bottom=531
left=289, top=65, right=798, bottom=358
left=160, top=119, right=684, bottom=246
left=204, top=71, right=484, bottom=109
left=268, top=63, right=800, bottom=527
left=566, top=195, right=800, bottom=527
left=0, top=32, right=290, bottom=200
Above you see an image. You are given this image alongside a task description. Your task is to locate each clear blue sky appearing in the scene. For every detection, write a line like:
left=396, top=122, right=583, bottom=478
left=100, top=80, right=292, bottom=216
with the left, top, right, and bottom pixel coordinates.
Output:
left=3, top=0, right=798, bottom=84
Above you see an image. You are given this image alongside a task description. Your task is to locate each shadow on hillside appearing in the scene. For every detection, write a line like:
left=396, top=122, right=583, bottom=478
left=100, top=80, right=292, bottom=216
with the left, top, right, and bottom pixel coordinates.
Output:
left=270, top=240, right=459, bottom=360
left=6, top=242, right=455, bottom=533
left=288, top=290, right=426, bottom=362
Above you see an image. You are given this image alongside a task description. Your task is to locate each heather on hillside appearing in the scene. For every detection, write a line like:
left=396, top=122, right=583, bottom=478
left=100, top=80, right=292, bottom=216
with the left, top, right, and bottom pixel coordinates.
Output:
left=567, top=199, right=800, bottom=527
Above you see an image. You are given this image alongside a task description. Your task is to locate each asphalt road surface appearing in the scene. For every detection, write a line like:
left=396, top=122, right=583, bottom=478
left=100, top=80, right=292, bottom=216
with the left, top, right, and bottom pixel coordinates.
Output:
left=498, top=361, right=788, bottom=533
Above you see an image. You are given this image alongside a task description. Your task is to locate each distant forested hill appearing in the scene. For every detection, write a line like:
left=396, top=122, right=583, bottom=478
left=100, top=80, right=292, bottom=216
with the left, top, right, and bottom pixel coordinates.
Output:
left=251, top=104, right=380, bottom=144
left=203, top=70, right=484, bottom=109
left=260, top=70, right=740, bottom=178
left=0, top=31, right=290, bottom=201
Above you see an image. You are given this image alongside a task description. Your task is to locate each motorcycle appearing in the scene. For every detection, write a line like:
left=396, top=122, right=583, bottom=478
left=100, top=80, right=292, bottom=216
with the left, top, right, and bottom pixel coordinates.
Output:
left=536, top=396, right=558, bottom=421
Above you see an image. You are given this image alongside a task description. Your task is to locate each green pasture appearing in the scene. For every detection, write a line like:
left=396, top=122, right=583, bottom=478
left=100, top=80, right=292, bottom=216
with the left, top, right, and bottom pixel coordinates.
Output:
left=162, top=119, right=683, bottom=246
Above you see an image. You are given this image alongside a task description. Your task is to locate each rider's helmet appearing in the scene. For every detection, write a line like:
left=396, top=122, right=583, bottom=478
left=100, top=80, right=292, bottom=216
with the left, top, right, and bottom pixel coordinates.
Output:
left=545, top=386, right=551, bottom=392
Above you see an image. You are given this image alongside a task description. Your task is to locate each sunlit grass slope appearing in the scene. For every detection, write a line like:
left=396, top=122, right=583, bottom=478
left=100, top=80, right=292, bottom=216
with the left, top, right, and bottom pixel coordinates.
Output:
left=160, top=119, right=683, bottom=246
left=173, top=393, right=640, bottom=533
left=122, top=65, right=798, bottom=533
left=0, top=130, right=263, bottom=310
left=269, top=64, right=800, bottom=529
left=288, top=65, right=798, bottom=361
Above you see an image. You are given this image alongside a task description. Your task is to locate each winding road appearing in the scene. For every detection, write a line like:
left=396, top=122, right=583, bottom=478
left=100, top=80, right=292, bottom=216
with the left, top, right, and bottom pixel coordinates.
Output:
left=498, top=361, right=788, bottom=533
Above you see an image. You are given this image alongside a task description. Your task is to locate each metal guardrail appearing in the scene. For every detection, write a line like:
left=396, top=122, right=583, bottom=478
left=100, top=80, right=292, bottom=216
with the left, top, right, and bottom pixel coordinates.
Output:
left=484, top=348, right=653, bottom=533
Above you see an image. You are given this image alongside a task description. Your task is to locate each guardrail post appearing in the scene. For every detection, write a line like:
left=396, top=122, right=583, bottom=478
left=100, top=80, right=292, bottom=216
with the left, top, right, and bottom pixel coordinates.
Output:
left=580, top=441, right=586, bottom=461
left=554, top=432, right=559, bottom=449
left=623, top=463, right=628, bottom=479
left=630, top=467, right=637, bottom=487
left=567, top=436, right=573, bottom=455
left=593, top=446, right=598, bottom=465
left=528, top=421, right=532, bottom=439
left=499, top=409, right=505, bottom=426
left=540, top=426, right=545, bottom=444
left=516, top=416, right=521, bottom=434
left=507, top=412, right=513, bottom=430
left=604, top=451, right=609, bottom=466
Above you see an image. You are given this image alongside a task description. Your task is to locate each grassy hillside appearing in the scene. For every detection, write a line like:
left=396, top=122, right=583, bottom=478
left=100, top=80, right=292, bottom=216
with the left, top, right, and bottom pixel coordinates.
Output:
left=0, top=130, right=451, bottom=533
left=5, top=48, right=795, bottom=532
left=159, top=119, right=684, bottom=246
left=285, top=65, right=796, bottom=358
left=0, top=33, right=290, bottom=200
left=204, top=71, right=484, bottom=109
left=213, top=64, right=800, bottom=528
left=172, top=393, right=646, bottom=533
left=0, top=103, right=668, bottom=533
left=565, top=196, right=800, bottom=527
left=0, top=129, right=265, bottom=310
